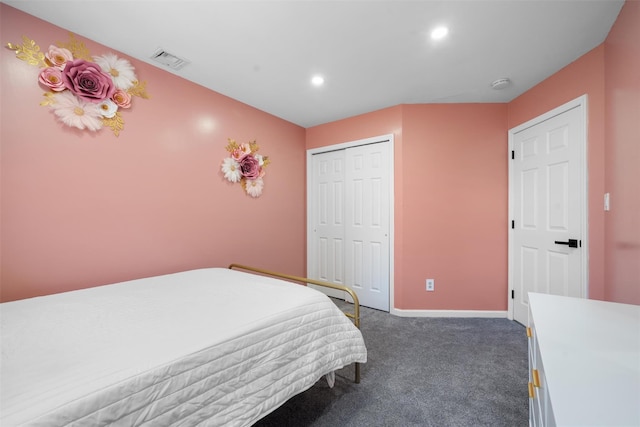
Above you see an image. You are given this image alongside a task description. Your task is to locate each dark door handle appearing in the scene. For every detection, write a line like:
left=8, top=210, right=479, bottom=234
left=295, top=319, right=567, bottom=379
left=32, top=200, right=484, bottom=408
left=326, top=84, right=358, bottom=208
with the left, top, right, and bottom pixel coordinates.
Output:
left=554, top=239, right=579, bottom=248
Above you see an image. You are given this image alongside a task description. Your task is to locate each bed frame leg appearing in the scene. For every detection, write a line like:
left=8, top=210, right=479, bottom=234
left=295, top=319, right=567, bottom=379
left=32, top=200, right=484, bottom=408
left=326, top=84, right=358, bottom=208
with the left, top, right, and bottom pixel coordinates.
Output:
left=355, top=362, right=361, bottom=384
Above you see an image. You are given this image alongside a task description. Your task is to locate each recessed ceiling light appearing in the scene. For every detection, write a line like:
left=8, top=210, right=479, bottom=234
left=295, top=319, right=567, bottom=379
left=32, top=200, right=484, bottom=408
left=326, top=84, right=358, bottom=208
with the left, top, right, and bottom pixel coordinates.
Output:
left=430, top=26, right=449, bottom=40
left=311, top=75, right=325, bottom=86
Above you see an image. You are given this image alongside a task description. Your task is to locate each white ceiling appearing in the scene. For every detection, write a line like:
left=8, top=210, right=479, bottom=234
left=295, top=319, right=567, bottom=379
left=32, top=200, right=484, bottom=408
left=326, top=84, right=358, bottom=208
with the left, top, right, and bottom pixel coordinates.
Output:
left=3, top=0, right=624, bottom=128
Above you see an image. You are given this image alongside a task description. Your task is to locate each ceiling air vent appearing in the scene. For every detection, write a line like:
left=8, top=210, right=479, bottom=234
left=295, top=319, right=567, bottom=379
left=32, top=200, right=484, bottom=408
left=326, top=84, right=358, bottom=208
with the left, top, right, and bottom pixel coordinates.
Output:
left=150, top=48, right=190, bottom=70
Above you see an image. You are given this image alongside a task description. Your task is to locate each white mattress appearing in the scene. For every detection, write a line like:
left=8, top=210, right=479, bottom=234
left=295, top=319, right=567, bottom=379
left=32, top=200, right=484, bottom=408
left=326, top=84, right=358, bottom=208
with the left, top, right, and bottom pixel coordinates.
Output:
left=0, top=268, right=367, bottom=426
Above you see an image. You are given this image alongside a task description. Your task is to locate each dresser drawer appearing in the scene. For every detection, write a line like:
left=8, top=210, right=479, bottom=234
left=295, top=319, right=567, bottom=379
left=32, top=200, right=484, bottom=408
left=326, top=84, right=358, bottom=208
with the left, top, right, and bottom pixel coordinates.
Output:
left=528, top=308, right=555, bottom=427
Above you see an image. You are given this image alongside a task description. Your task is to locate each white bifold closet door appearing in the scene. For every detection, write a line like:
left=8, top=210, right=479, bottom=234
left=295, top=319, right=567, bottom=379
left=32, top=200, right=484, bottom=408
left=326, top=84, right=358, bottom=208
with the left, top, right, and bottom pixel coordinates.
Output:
left=309, top=140, right=391, bottom=312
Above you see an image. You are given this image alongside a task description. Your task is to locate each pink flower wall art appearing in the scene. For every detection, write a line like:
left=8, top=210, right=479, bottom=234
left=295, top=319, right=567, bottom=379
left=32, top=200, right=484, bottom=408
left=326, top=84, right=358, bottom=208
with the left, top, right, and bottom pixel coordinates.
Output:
left=221, top=139, right=270, bottom=198
left=6, top=33, right=149, bottom=136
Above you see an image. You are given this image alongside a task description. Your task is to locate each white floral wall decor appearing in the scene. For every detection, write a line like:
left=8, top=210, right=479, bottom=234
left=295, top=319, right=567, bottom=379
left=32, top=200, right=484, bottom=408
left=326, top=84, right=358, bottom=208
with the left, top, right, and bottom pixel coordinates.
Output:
left=221, top=139, right=270, bottom=198
left=6, top=33, right=149, bottom=136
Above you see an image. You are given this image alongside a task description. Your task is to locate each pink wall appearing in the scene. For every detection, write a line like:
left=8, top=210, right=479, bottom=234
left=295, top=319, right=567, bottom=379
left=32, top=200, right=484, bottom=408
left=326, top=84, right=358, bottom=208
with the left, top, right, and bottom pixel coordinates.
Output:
left=400, top=104, right=508, bottom=310
left=307, top=1, right=639, bottom=310
left=604, top=0, right=640, bottom=304
left=3, top=3, right=637, bottom=309
left=1, top=4, right=306, bottom=302
left=306, top=104, right=508, bottom=311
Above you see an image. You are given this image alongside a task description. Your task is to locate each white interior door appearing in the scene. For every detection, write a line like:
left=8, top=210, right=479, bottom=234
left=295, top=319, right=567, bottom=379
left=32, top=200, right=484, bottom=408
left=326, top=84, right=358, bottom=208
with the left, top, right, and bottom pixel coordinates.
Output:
left=509, top=96, right=588, bottom=324
left=308, top=136, right=392, bottom=312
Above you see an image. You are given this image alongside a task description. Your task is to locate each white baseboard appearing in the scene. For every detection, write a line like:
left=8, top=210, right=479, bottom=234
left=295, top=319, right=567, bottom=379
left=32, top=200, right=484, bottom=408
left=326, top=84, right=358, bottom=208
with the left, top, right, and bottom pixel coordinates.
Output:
left=390, top=308, right=508, bottom=318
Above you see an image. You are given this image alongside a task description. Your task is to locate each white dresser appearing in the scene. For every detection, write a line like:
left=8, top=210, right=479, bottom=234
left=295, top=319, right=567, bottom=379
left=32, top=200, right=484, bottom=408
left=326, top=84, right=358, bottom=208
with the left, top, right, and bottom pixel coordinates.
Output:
left=527, top=293, right=640, bottom=427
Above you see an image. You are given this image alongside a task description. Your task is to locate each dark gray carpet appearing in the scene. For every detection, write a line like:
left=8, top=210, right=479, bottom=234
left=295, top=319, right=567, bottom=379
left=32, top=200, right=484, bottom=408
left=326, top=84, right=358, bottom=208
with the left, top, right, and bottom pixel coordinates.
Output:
left=254, top=300, right=529, bottom=427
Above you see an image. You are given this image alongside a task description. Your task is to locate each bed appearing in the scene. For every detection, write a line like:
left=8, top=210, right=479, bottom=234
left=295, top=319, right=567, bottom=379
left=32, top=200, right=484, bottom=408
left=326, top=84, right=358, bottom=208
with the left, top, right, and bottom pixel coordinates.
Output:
left=0, top=264, right=367, bottom=426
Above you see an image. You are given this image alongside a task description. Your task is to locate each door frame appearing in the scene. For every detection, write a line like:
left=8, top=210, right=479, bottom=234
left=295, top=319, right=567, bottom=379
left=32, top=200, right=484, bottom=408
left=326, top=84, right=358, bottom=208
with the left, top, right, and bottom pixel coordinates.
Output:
left=507, top=95, right=589, bottom=321
left=306, top=134, right=395, bottom=311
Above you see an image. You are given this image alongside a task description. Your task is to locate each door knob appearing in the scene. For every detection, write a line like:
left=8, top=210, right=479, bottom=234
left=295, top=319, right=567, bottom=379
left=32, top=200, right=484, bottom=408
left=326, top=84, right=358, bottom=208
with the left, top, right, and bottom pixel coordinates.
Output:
left=554, top=239, right=579, bottom=248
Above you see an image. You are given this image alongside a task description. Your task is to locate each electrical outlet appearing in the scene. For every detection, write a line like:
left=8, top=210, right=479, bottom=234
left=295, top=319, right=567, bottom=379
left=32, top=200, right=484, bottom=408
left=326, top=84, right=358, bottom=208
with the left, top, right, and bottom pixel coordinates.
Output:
left=426, top=279, right=435, bottom=291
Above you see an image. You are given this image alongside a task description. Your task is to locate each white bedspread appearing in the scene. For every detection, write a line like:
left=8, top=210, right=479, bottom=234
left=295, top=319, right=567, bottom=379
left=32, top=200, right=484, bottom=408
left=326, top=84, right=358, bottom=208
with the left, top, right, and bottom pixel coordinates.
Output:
left=0, top=268, right=367, bottom=426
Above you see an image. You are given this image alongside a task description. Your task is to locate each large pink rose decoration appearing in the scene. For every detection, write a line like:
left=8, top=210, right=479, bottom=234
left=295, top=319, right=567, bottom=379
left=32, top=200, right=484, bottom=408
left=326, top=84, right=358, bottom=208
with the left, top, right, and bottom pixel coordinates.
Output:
left=61, top=59, right=116, bottom=103
left=239, top=154, right=261, bottom=179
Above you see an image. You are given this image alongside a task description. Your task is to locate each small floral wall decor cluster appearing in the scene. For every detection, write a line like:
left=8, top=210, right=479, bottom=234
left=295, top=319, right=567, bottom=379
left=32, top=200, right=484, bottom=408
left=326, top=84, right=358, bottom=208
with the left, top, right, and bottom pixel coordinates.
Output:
left=221, top=139, right=270, bottom=198
left=6, top=33, right=149, bottom=136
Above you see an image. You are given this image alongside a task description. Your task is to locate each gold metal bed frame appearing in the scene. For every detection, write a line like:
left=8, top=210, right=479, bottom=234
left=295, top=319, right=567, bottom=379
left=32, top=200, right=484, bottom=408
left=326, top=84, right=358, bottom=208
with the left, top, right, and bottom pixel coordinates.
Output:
left=228, top=263, right=362, bottom=384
